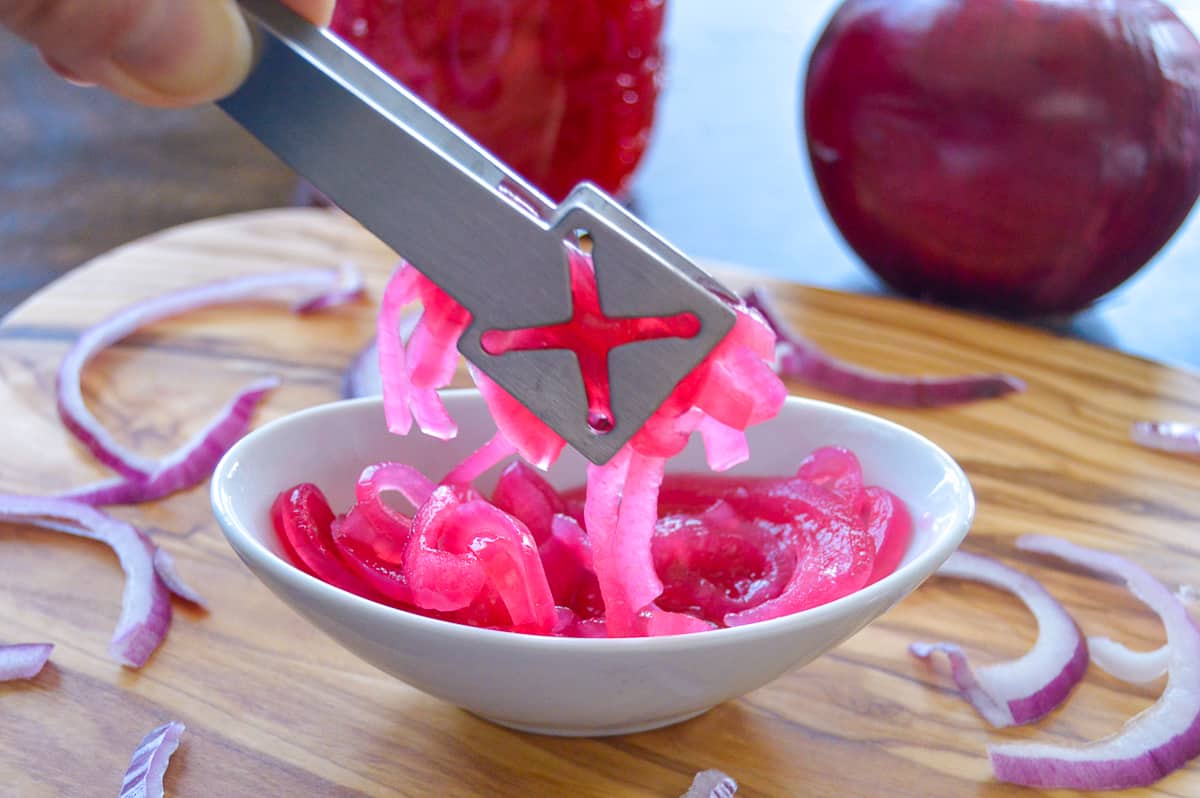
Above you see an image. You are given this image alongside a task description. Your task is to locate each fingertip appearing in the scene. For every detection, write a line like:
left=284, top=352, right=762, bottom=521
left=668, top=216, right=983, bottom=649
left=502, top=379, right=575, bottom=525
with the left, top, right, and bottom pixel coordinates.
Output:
left=39, top=0, right=255, bottom=107
left=282, top=0, right=336, bottom=27
left=41, top=53, right=98, bottom=88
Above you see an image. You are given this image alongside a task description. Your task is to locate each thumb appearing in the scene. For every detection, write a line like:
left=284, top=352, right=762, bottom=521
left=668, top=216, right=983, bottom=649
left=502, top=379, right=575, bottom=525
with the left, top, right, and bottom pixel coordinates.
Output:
left=7, top=0, right=335, bottom=108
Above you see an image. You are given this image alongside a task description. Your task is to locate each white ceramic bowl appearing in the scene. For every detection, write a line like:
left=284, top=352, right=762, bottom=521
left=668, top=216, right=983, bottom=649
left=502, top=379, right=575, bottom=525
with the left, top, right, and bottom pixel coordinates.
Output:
left=212, top=390, right=973, bottom=737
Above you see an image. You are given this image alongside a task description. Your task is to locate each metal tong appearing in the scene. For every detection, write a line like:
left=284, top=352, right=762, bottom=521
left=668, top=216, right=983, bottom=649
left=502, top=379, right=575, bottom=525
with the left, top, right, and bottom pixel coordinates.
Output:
left=218, top=0, right=735, bottom=464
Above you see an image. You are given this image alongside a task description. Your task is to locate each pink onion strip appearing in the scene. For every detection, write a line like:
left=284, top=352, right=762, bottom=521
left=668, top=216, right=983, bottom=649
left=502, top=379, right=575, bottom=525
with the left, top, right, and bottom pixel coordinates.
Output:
left=742, top=288, right=1024, bottom=406
left=378, top=265, right=422, bottom=435
left=441, top=432, right=516, bottom=486
left=356, top=461, right=436, bottom=517
left=988, top=535, right=1200, bottom=789
left=119, top=721, right=185, bottom=798
left=582, top=447, right=634, bottom=633
left=0, top=643, right=53, bottom=680
left=910, top=550, right=1087, bottom=727
left=695, top=416, right=750, bottom=472
left=681, top=769, right=738, bottom=797
left=57, top=377, right=279, bottom=506
left=0, top=495, right=171, bottom=667
left=58, top=267, right=361, bottom=481
left=1131, top=421, right=1200, bottom=454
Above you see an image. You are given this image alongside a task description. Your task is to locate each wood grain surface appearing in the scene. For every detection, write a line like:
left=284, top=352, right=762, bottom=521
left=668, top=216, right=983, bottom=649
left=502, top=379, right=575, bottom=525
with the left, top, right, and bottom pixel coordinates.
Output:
left=1, top=208, right=1199, bottom=797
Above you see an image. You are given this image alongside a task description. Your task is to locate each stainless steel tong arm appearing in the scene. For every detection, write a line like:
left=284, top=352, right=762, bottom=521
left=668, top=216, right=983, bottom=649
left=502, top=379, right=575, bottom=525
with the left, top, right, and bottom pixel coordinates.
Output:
left=219, top=0, right=736, bottom=463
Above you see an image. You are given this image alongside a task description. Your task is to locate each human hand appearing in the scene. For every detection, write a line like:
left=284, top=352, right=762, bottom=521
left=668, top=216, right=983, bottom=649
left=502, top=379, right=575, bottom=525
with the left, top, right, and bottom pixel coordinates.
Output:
left=2, top=0, right=334, bottom=107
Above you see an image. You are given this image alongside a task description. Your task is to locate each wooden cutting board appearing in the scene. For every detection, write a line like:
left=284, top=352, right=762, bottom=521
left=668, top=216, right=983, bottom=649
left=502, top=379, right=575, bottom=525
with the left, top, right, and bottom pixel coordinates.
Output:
left=1, top=208, right=1198, bottom=797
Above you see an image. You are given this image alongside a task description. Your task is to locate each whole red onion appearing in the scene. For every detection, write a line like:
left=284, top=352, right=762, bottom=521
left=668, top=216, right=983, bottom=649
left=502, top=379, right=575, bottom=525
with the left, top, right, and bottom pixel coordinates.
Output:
left=804, top=0, right=1200, bottom=316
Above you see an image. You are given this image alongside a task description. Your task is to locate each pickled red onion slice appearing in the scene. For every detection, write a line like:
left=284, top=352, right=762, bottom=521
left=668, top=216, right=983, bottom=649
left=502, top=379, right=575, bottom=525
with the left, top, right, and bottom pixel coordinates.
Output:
left=910, top=551, right=1086, bottom=727
left=469, top=365, right=566, bottom=470
left=796, top=446, right=863, bottom=508
left=638, top=605, right=716, bottom=635
left=723, top=480, right=875, bottom=626
left=0, top=643, right=52, bottom=681
left=356, top=461, right=436, bottom=525
left=695, top=417, right=750, bottom=472
left=582, top=447, right=635, bottom=634
left=403, top=486, right=486, bottom=611
left=987, top=535, right=1200, bottom=789
left=377, top=264, right=420, bottom=436
left=441, top=500, right=556, bottom=632
left=861, top=487, right=911, bottom=584
left=376, top=263, right=470, bottom=439
left=440, top=433, right=516, bottom=486
left=272, top=483, right=372, bottom=598
left=491, top=461, right=566, bottom=544
left=119, top=721, right=185, bottom=798
left=329, top=506, right=413, bottom=602
left=539, top=514, right=602, bottom=619
left=653, top=500, right=795, bottom=623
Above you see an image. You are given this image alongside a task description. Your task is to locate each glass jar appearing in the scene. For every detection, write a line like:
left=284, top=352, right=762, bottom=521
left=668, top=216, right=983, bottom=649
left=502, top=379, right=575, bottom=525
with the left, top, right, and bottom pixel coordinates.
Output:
left=327, top=0, right=667, bottom=201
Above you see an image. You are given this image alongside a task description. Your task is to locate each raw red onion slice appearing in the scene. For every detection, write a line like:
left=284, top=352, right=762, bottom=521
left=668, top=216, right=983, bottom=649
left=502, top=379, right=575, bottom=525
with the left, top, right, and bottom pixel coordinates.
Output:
left=1131, top=421, right=1200, bottom=454
left=0, top=495, right=171, bottom=667
left=910, top=550, right=1087, bottom=727
left=988, top=535, right=1200, bottom=790
left=57, top=377, right=279, bottom=506
left=1087, top=637, right=1168, bottom=684
left=741, top=288, right=1024, bottom=406
left=0, top=643, right=53, bottom=681
left=58, top=267, right=361, bottom=480
left=291, top=262, right=365, bottom=313
left=343, top=339, right=381, bottom=399
left=152, top=549, right=207, bottom=608
left=119, top=721, right=185, bottom=798
left=681, top=769, right=738, bottom=797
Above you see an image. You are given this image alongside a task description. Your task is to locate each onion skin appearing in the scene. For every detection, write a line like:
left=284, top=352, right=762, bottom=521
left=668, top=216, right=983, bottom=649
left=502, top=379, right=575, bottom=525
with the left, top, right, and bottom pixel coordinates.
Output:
left=805, top=0, right=1200, bottom=316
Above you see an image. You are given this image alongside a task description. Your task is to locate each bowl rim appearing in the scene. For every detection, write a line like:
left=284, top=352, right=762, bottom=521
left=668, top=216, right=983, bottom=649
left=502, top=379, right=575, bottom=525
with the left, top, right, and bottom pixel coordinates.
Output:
left=211, top=390, right=974, bottom=652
